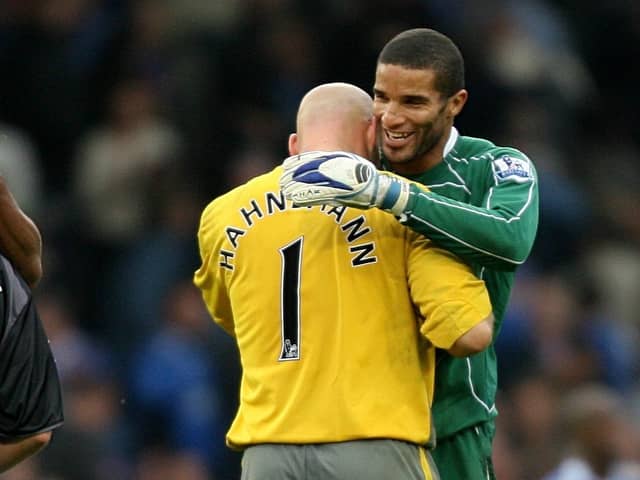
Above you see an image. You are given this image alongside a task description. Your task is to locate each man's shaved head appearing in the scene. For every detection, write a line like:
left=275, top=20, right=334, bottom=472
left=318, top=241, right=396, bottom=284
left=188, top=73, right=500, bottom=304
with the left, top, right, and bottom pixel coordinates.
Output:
left=290, top=83, right=375, bottom=158
left=297, top=82, right=373, bottom=130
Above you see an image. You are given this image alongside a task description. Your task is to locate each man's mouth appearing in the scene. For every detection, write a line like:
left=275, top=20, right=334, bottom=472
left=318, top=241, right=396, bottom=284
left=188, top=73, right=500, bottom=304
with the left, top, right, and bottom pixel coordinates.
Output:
left=384, top=129, right=414, bottom=147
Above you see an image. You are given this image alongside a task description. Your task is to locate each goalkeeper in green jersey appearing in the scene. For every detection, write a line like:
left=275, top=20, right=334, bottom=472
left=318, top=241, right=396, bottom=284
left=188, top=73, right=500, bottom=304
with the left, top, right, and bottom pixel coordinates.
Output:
left=281, top=28, right=539, bottom=480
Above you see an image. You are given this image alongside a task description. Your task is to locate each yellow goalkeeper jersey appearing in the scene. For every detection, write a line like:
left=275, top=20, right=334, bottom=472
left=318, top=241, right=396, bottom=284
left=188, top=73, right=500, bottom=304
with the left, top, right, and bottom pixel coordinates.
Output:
left=194, top=166, right=491, bottom=449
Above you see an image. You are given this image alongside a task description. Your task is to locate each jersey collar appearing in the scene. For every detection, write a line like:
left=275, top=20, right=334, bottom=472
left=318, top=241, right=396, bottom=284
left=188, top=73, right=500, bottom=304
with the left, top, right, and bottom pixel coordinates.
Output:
left=443, top=126, right=459, bottom=158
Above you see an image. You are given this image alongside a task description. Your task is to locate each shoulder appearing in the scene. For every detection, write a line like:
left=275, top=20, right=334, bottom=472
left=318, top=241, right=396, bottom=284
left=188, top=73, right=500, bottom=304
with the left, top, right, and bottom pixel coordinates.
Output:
left=456, top=135, right=533, bottom=164
left=197, top=168, right=281, bottom=239
left=489, top=148, right=536, bottom=184
left=455, top=135, right=536, bottom=184
left=202, top=168, right=281, bottom=218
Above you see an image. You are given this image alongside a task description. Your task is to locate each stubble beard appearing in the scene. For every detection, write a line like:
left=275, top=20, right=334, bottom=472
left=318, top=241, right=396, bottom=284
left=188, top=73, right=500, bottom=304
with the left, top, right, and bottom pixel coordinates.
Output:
left=379, top=124, right=443, bottom=173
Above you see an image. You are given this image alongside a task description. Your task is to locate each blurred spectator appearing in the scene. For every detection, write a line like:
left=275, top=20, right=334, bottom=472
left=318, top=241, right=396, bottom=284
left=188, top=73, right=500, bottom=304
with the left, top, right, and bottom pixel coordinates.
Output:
left=223, top=144, right=279, bottom=191
left=503, top=374, right=563, bottom=479
left=554, top=1, right=640, bottom=143
left=72, top=76, right=182, bottom=249
left=575, top=266, right=640, bottom=393
left=68, top=75, right=183, bottom=326
left=582, top=245, right=640, bottom=330
left=581, top=138, right=640, bottom=245
left=497, top=271, right=594, bottom=389
left=162, top=0, right=244, bottom=36
left=496, top=268, right=638, bottom=394
left=495, top=96, right=593, bottom=269
left=485, top=0, right=594, bottom=106
left=38, top=374, right=131, bottom=480
left=121, top=0, right=222, bottom=181
left=36, top=288, right=131, bottom=480
left=37, top=288, right=113, bottom=384
left=0, top=124, right=43, bottom=217
left=542, top=384, right=640, bottom=480
left=492, top=395, right=525, bottom=480
left=218, top=4, right=324, bottom=171
left=0, top=0, right=127, bottom=191
left=134, top=448, right=210, bottom=480
left=99, top=185, right=201, bottom=363
left=127, top=279, right=239, bottom=479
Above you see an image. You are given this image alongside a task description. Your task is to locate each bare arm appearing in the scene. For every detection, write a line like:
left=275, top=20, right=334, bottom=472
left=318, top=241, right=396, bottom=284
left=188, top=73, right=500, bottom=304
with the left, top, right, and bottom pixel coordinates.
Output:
left=0, top=432, right=52, bottom=473
left=0, top=176, right=43, bottom=287
left=447, top=313, right=494, bottom=357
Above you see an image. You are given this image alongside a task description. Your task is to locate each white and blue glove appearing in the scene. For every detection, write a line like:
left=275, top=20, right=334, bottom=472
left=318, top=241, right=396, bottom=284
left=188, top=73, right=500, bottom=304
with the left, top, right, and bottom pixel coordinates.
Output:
left=279, top=151, right=410, bottom=216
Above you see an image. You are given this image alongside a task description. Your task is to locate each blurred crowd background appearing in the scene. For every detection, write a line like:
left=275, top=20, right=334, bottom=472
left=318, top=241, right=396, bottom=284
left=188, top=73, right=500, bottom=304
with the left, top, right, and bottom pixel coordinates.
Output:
left=0, top=0, right=639, bottom=479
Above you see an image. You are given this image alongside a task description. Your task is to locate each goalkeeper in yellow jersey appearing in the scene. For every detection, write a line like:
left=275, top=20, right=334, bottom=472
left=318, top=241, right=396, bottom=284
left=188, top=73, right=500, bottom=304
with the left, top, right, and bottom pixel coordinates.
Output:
left=194, top=82, right=494, bottom=480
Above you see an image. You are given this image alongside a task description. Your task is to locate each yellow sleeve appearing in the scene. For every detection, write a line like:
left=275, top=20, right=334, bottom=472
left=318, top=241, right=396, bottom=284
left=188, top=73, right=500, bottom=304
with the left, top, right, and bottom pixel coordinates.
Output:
left=407, top=235, right=491, bottom=350
left=193, top=200, right=235, bottom=337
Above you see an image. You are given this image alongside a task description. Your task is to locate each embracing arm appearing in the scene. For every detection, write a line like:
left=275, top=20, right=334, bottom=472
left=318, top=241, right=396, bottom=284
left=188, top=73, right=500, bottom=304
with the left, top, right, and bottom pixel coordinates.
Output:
left=0, top=176, right=43, bottom=286
left=402, top=175, right=539, bottom=271
left=280, top=150, right=539, bottom=271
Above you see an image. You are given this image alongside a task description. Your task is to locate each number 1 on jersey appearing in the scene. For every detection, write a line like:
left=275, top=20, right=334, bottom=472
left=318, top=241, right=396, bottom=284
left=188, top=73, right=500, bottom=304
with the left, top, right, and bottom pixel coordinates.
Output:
left=279, top=237, right=302, bottom=361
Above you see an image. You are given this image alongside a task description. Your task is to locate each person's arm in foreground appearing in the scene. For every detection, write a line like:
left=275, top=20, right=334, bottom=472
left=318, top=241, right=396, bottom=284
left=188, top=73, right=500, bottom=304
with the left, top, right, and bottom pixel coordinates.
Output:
left=0, top=176, right=42, bottom=286
left=0, top=259, right=64, bottom=473
left=0, top=433, right=52, bottom=473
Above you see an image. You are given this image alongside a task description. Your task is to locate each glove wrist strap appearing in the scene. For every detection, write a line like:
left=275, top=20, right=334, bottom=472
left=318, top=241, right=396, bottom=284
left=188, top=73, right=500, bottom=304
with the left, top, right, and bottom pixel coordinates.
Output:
left=376, top=175, right=410, bottom=216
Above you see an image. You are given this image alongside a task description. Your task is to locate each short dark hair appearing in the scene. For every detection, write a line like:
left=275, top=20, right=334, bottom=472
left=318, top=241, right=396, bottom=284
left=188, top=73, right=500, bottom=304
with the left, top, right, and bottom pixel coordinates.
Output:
left=377, top=28, right=465, bottom=97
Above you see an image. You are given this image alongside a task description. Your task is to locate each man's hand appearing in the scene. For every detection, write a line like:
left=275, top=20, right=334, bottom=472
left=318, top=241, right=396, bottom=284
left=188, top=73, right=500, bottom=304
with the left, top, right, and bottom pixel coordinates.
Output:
left=280, top=151, right=410, bottom=216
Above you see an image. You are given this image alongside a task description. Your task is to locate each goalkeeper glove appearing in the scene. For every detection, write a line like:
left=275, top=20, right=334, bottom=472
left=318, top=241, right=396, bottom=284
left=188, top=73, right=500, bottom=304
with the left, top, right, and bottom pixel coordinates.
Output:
left=279, top=151, right=411, bottom=216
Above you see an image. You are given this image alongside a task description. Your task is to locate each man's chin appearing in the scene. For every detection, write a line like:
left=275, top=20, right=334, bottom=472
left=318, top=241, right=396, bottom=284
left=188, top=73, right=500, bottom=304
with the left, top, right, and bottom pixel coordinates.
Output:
left=384, top=150, right=413, bottom=166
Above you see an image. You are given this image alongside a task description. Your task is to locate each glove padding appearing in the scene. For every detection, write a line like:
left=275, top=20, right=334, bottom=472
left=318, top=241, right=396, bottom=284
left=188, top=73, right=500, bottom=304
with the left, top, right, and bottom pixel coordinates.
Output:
left=280, top=151, right=410, bottom=216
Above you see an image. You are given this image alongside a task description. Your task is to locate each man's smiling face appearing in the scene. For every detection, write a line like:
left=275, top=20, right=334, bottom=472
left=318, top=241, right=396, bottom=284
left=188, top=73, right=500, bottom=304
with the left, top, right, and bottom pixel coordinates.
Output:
left=373, top=63, right=454, bottom=174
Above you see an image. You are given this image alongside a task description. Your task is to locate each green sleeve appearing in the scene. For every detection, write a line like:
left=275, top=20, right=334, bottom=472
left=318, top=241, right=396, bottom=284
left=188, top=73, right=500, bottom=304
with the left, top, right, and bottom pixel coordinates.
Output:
left=401, top=168, right=539, bottom=271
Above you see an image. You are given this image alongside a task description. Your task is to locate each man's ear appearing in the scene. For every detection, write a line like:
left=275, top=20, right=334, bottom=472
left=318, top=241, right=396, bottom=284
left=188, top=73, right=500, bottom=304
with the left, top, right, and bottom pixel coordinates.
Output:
left=366, top=116, right=377, bottom=160
left=449, top=89, right=468, bottom=118
left=288, top=133, right=299, bottom=155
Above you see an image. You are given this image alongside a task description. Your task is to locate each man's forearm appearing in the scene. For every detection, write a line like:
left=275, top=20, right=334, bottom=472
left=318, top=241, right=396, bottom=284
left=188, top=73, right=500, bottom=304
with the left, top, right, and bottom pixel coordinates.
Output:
left=0, top=176, right=43, bottom=286
left=402, top=187, right=538, bottom=271
left=0, top=432, right=52, bottom=473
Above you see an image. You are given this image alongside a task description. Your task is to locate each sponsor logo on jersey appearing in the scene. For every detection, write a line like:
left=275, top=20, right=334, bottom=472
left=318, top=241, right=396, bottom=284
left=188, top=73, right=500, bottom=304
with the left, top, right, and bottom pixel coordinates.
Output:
left=493, top=155, right=532, bottom=183
left=282, top=339, right=299, bottom=359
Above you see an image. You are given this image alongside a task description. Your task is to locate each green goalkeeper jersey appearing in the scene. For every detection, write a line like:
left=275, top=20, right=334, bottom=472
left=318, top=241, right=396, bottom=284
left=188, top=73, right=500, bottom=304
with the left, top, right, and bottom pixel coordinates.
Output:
left=398, top=128, right=539, bottom=439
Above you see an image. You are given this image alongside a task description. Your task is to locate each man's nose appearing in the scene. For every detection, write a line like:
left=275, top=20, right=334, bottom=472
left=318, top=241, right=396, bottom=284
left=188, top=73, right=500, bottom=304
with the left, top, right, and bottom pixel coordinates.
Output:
left=379, top=104, right=403, bottom=127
